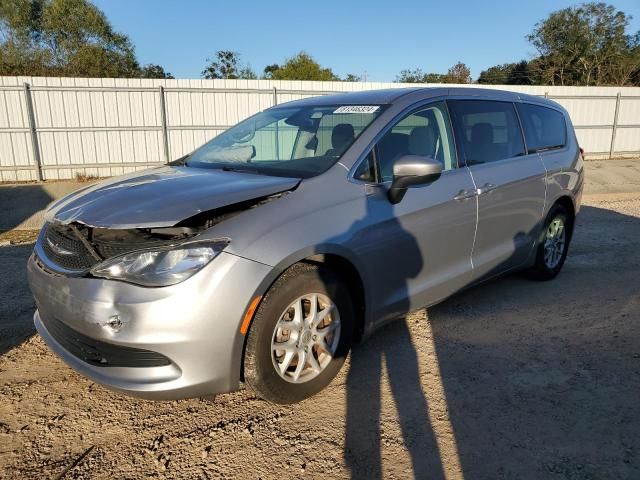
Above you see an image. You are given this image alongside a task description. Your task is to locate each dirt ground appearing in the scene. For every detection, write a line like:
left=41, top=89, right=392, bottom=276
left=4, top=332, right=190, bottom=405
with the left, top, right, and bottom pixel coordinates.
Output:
left=1, top=191, right=640, bottom=478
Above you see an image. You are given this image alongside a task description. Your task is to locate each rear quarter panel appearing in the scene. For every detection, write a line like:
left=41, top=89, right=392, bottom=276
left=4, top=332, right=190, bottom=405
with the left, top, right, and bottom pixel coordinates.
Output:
left=540, top=111, right=584, bottom=216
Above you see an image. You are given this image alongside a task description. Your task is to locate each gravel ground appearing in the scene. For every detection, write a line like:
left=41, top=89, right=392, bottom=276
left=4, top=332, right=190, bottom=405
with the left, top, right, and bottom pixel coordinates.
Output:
left=1, top=193, right=639, bottom=479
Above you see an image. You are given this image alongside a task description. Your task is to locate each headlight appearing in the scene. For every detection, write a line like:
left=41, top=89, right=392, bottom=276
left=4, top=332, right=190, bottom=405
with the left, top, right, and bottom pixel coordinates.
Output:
left=90, top=240, right=229, bottom=287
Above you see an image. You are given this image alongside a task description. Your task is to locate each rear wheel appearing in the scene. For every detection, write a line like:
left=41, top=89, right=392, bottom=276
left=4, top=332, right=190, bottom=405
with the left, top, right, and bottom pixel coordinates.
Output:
left=528, top=203, right=573, bottom=280
left=244, top=263, right=354, bottom=404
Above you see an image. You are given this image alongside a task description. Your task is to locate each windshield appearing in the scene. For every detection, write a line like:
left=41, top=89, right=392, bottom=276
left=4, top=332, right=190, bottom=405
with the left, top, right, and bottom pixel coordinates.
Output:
left=186, top=104, right=384, bottom=178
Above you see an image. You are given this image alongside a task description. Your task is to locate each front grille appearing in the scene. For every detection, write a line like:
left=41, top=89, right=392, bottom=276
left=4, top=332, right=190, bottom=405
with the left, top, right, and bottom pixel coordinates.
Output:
left=41, top=315, right=171, bottom=368
left=41, top=224, right=98, bottom=271
left=94, top=241, right=135, bottom=259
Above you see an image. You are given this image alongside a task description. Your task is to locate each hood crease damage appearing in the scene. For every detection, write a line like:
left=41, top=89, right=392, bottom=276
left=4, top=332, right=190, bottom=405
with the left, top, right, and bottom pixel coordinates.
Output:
left=40, top=189, right=292, bottom=273
left=45, top=165, right=300, bottom=229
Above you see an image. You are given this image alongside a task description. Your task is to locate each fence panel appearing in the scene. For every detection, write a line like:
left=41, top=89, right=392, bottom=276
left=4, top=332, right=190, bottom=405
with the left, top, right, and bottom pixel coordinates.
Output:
left=1, top=76, right=640, bottom=181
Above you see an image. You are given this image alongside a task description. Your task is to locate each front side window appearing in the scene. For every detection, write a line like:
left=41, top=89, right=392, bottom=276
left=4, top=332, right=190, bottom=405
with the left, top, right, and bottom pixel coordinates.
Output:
left=516, top=103, right=567, bottom=153
left=187, top=105, right=383, bottom=178
left=448, top=100, right=526, bottom=165
left=373, top=101, right=457, bottom=182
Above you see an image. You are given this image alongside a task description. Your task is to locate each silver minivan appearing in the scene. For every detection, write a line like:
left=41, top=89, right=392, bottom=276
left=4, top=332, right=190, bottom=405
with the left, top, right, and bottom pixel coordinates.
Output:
left=28, top=87, right=584, bottom=403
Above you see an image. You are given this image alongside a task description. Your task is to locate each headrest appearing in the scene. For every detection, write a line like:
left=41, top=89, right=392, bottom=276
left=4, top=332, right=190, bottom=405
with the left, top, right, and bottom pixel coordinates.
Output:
left=471, top=123, right=493, bottom=145
left=408, top=126, right=436, bottom=156
left=332, top=123, right=355, bottom=149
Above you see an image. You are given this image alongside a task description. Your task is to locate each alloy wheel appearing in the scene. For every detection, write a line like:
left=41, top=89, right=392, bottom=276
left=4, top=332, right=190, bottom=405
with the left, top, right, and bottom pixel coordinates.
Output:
left=270, top=293, right=341, bottom=384
left=543, top=216, right=566, bottom=269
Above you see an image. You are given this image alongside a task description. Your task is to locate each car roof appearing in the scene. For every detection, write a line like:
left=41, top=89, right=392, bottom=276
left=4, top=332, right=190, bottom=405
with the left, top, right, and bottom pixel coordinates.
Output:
left=273, top=87, right=428, bottom=107
left=272, top=86, right=562, bottom=110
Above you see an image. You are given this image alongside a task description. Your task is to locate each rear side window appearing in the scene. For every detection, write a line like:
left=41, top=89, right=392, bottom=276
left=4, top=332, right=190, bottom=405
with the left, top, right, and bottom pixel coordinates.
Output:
left=517, top=103, right=567, bottom=153
left=448, top=100, right=526, bottom=165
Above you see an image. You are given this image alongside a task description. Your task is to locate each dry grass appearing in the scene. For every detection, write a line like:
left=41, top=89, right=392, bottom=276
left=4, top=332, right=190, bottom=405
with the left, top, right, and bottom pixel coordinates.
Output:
left=0, top=229, right=39, bottom=245
left=74, top=172, right=100, bottom=183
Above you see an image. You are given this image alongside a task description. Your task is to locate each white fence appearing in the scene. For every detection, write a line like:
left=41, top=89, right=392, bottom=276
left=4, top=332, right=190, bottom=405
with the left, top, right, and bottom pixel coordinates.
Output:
left=1, top=76, right=640, bottom=181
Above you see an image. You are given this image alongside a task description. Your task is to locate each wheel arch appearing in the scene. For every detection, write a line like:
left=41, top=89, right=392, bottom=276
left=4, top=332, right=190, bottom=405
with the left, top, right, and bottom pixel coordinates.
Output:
left=301, top=253, right=367, bottom=342
left=239, top=245, right=369, bottom=381
left=550, top=195, right=576, bottom=236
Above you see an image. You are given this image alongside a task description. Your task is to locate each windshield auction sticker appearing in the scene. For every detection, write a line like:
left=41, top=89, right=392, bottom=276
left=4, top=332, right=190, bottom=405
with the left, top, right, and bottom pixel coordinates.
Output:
left=333, top=106, right=380, bottom=114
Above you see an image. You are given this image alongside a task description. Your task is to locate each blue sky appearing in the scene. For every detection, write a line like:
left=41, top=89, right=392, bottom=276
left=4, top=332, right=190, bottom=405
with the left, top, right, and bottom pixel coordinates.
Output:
left=93, top=0, right=640, bottom=81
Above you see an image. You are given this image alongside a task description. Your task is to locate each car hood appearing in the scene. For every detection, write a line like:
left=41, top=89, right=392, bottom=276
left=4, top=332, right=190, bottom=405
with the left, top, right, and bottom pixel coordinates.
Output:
left=45, top=166, right=301, bottom=229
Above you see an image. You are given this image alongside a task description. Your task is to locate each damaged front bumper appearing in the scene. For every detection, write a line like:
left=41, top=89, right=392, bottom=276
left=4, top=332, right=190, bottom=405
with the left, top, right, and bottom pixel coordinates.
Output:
left=28, top=248, right=273, bottom=400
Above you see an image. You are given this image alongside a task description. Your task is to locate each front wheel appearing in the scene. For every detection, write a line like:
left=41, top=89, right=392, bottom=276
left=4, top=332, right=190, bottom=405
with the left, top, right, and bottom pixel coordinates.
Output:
left=528, top=203, right=573, bottom=280
left=243, top=263, right=354, bottom=404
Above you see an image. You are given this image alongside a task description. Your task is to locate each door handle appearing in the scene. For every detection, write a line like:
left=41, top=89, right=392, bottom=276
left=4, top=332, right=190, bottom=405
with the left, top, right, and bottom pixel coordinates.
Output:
left=453, top=189, right=478, bottom=201
left=477, top=183, right=497, bottom=195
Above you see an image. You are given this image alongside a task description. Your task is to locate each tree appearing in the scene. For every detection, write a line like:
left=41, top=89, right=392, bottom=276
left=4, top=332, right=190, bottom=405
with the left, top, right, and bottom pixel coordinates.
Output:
left=266, top=52, right=338, bottom=81
left=140, top=64, right=173, bottom=79
left=444, top=61, right=471, bottom=84
left=238, top=65, right=257, bottom=80
left=201, top=50, right=256, bottom=79
left=395, top=68, right=446, bottom=83
left=478, top=60, right=534, bottom=85
left=424, top=72, right=447, bottom=83
left=262, top=63, right=279, bottom=79
left=401, top=62, right=474, bottom=84
left=202, top=50, right=238, bottom=79
left=527, top=2, right=640, bottom=86
left=396, top=68, right=426, bottom=83
left=343, top=73, right=362, bottom=82
left=0, top=0, right=142, bottom=77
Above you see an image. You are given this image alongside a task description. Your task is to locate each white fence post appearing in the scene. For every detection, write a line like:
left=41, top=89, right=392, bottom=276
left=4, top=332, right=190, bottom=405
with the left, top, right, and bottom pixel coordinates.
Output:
left=609, top=92, right=621, bottom=159
left=158, top=85, right=170, bottom=163
left=22, top=82, right=43, bottom=181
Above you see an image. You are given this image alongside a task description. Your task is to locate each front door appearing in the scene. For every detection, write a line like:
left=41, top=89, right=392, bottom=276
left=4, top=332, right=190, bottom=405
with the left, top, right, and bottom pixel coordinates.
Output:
left=356, top=101, right=478, bottom=325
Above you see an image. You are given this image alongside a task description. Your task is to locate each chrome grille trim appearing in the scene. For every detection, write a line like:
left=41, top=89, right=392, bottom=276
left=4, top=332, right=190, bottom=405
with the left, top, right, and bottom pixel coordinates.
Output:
left=36, top=223, right=98, bottom=274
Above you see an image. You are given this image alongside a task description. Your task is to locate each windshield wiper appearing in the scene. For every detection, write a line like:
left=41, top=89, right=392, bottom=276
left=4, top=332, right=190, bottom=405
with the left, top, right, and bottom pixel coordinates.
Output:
left=220, top=165, right=267, bottom=175
left=168, top=155, right=188, bottom=166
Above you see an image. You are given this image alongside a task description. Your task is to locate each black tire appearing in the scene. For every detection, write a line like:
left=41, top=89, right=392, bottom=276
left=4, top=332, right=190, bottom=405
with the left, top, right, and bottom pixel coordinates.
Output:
left=528, top=203, right=574, bottom=281
left=243, top=263, right=354, bottom=404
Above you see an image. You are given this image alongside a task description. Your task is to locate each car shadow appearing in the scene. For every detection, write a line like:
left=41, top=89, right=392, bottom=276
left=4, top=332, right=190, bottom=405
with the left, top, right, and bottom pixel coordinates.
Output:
left=345, top=317, right=446, bottom=479
left=342, top=204, right=640, bottom=478
left=0, top=184, right=54, bottom=230
left=317, top=190, right=446, bottom=479
left=0, top=243, right=38, bottom=357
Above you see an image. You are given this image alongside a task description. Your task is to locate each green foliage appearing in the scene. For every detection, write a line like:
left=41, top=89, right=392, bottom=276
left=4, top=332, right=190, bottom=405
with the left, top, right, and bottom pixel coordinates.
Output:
left=201, top=50, right=256, bottom=79
left=444, top=61, right=471, bottom=84
left=398, top=3, right=639, bottom=86
left=140, top=64, right=174, bottom=79
left=3, top=0, right=638, bottom=87
left=396, top=68, right=427, bottom=83
left=266, top=52, right=338, bottom=81
left=262, top=63, right=279, bottom=79
left=396, top=63, right=470, bottom=84
left=0, top=0, right=146, bottom=77
left=343, top=73, right=362, bottom=82
left=238, top=66, right=257, bottom=80
left=396, top=68, right=446, bottom=83
left=424, top=72, right=447, bottom=83
left=478, top=60, right=535, bottom=85
left=527, top=2, right=640, bottom=86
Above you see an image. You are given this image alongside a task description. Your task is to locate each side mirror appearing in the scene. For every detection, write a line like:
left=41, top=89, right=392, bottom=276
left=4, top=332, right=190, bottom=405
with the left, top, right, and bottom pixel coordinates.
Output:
left=388, top=155, right=443, bottom=204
